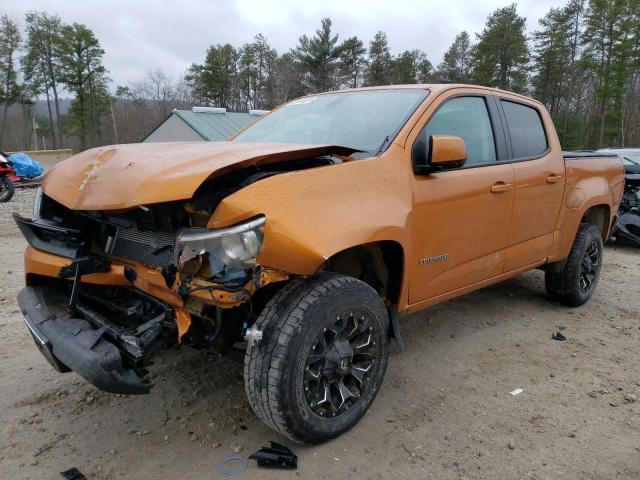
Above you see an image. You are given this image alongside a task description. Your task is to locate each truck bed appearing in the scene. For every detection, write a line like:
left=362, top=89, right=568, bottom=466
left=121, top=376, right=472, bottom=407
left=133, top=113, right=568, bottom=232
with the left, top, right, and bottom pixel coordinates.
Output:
left=563, top=151, right=619, bottom=159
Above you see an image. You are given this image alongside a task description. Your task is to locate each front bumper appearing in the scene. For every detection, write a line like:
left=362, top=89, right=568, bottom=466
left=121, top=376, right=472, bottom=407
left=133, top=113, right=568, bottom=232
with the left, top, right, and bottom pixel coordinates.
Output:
left=17, top=285, right=162, bottom=394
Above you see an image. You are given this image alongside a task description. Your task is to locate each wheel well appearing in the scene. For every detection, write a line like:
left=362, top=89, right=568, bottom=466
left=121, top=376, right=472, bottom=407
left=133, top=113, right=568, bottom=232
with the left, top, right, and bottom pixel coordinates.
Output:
left=323, top=241, right=404, bottom=304
left=581, top=204, right=610, bottom=239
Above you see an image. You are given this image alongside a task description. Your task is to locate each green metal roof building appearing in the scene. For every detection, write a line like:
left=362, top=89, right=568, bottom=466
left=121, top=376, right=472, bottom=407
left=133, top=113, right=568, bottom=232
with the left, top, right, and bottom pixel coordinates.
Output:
left=142, top=107, right=268, bottom=143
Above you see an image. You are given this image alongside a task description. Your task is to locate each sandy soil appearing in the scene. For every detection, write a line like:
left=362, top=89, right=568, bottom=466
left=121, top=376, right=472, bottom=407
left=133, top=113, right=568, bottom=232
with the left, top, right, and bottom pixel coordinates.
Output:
left=1, top=188, right=639, bottom=479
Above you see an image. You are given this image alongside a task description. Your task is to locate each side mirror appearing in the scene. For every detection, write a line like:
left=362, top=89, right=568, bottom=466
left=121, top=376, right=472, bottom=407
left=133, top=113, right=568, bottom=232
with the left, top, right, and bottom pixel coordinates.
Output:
left=413, top=135, right=468, bottom=175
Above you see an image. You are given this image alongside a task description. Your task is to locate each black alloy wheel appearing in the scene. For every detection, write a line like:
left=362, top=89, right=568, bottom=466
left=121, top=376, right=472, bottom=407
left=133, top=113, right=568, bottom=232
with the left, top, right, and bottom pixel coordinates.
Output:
left=579, top=239, right=600, bottom=294
left=303, top=311, right=377, bottom=417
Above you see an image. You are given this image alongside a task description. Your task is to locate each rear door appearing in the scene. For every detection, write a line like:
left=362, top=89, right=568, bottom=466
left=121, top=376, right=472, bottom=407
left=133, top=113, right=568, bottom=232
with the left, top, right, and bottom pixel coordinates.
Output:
left=408, top=94, right=515, bottom=304
left=499, top=99, right=566, bottom=271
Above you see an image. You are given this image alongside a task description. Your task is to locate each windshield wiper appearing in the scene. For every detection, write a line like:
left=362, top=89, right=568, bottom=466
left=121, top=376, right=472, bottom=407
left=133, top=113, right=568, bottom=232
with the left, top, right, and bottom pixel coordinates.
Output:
left=374, top=135, right=391, bottom=156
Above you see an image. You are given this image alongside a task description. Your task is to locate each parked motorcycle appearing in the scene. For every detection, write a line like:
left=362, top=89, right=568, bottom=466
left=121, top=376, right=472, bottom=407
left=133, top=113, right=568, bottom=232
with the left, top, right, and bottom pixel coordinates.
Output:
left=0, top=152, right=45, bottom=203
left=0, top=153, right=16, bottom=202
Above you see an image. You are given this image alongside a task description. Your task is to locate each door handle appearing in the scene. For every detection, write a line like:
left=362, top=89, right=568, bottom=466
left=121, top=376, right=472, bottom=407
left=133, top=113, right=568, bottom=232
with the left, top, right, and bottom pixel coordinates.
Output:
left=491, top=182, right=513, bottom=193
left=546, top=174, right=563, bottom=184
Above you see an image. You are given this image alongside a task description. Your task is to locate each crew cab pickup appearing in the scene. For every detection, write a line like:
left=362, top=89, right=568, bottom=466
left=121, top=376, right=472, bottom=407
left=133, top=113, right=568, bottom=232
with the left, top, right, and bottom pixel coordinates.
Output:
left=14, top=84, right=624, bottom=444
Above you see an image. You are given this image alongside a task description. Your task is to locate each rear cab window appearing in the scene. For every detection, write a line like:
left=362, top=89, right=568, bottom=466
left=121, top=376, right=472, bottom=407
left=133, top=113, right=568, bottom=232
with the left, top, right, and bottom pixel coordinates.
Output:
left=500, top=100, right=548, bottom=159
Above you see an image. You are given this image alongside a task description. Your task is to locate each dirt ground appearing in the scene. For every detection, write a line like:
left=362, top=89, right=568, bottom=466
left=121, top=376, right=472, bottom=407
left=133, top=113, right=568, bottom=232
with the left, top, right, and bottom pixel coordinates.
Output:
left=1, top=188, right=639, bottom=480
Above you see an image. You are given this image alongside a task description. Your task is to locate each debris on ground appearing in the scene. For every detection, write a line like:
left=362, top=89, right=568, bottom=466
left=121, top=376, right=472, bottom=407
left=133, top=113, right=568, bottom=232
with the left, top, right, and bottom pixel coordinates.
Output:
left=249, top=441, right=298, bottom=469
left=552, top=332, right=567, bottom=341
left=216, top=455, right=248, bottom=477
left=510, top=388, right=524, bottom=396
left=60, top=467, right=87, bottom=480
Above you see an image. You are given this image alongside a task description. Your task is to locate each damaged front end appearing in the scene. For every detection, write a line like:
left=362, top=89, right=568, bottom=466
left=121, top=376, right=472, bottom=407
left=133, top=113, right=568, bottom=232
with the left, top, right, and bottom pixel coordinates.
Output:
left=615, top=169, right=640, bottom=246
left=14, top=184, right=289, bottom=394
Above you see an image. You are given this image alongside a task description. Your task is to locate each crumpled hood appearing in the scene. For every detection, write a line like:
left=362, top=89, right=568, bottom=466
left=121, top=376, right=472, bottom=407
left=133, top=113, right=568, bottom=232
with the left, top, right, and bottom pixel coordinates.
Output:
left=42, top=141, right=356, bottom=210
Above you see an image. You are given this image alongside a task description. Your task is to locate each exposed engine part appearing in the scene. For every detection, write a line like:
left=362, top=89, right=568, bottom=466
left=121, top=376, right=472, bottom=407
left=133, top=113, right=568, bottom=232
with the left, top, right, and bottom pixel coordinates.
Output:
left=192, top=156, right=339, bottom=214
left=614, top=178, right=640, bottom=246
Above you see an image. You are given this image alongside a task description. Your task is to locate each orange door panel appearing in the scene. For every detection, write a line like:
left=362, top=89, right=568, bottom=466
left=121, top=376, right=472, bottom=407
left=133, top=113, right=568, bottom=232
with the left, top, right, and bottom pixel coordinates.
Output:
left=409, top=163, right=515, bottom=303
left=505, top=155, right=565, bottom=270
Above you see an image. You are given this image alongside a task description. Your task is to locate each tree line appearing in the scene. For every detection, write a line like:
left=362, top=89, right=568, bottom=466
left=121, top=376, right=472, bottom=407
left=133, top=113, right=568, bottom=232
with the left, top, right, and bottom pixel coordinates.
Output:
left=1, top=0, right=639, bottom=152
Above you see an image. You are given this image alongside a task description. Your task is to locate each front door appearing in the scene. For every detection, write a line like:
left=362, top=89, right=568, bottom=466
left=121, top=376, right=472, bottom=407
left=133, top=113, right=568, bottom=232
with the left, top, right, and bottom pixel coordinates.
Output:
left=408, top=95, right=515, bottom=304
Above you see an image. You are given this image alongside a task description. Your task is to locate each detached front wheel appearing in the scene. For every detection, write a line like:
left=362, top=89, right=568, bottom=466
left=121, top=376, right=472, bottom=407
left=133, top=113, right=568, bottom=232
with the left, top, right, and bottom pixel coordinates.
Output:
left=244, top=273, right=390, bottom=444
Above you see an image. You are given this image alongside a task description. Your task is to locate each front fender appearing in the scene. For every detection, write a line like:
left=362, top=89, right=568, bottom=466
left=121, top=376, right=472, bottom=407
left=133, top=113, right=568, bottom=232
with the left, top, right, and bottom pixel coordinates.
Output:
left=208, top=150, right=413, bottom=275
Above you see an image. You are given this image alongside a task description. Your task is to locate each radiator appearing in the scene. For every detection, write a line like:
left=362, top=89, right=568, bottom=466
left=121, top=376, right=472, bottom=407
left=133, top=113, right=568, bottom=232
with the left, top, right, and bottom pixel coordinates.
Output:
left=109, top=225, right=175, bottom=267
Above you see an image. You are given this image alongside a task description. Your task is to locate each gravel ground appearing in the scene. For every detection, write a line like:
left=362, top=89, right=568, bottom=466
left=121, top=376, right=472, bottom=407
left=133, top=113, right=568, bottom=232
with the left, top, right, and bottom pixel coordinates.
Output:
left=0, top=188, right=639, bottom=479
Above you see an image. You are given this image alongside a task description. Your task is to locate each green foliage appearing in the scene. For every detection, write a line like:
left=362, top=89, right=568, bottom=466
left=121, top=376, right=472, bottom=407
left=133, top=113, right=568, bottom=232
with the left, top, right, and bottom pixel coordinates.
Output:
left=57, top=22, right=110, bottom=150
left=472, top=4, right=530, bottom=92
left=187, top=43, right=239, bottom=108
left=0, top=15, right=21, bottom=104
left=22, top=11, right=65, bottom=147
left=294, top=18, right=342, bottom=93
left=238, top=34, right=278, bottom=109
left=0, top=15, right=22, bottom=145
left=4, top=7, right=640, bottom=151
left=581, top=0, right=637, bottom=147
left=338, top=36, right=367, bottom=88
left=437, top=31, right=473, bottom=83
left=367, top=31, right=392, bottom=86
left=390, top=50, right=433, bottom=84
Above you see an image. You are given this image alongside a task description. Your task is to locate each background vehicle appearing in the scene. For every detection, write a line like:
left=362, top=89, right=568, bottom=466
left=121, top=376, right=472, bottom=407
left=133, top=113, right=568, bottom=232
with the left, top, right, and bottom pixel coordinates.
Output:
left=0, top=152, right=16, bottom=202
left=0, top=152, right=44, bottom=202
left=15, top=85, right=624, bottom=444
left=597, top=148, right=640, bottom=246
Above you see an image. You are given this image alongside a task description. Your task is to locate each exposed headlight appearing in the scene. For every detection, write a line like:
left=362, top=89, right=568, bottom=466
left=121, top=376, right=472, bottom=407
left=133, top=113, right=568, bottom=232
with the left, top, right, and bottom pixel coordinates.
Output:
left=174, top=215, right=266, bottom=270
left=33, top=187, right=43, bottom=219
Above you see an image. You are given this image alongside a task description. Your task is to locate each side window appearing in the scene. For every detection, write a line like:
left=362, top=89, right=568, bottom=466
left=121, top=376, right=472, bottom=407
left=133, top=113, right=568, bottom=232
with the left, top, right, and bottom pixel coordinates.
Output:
left=418, top=96, right=497, bottom=167
left=501, top=100, right=548, bottom=159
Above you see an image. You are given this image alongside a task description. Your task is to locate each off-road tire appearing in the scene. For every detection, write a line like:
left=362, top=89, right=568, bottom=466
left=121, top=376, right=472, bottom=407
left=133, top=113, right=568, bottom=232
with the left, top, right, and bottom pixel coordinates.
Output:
left=0, top=176, right=15, bottom=202
left=244, top=272, right=390, bottom=444
left=545, top=223, right=603, bottom=307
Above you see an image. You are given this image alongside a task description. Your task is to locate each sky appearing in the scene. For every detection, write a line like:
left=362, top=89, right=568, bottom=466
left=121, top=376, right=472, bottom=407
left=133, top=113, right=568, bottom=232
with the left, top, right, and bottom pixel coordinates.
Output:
left=1, top=0, right=561, bottom=88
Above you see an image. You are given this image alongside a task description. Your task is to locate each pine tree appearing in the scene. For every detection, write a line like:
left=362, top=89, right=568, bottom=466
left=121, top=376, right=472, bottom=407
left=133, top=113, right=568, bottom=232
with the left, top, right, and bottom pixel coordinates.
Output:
left=237, top=35, right=277, bottom=110
left=437, top=31, right=473, bottom=83
left=186, top=44, right=239, bottom=108
left=472, top=4, right=530, bottom=92
left=367, top=31, right=392, bottom=86
left=294, top=18, right=341, bottom=93
left=532, top=7, right=573, bottom=114
left=390, top=50, right=432, bottom=84
left=0, top=15, right=22, bottom=146
left=338, top=36, right=367, bottom=88
left=57, top=23, right=110, bottom=150
left=22, top=12, right=64, bottom=148
left=581, top=0, right=636, bottom=147
left=264, top=52, right=305, bottom=108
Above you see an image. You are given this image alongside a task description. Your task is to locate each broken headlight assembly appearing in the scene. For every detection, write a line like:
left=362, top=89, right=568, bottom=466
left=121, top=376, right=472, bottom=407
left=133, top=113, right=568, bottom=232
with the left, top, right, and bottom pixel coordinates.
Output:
left=174, top=215, right=266, bottom=274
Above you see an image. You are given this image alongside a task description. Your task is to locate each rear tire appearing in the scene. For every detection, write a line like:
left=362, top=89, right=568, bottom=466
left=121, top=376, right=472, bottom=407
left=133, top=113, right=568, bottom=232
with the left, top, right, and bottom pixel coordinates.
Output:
left=244, top=273, right=390, bottom=444
left=0, top=176, right=15, bottom=202
left=545, top=223, right=603, bottom=307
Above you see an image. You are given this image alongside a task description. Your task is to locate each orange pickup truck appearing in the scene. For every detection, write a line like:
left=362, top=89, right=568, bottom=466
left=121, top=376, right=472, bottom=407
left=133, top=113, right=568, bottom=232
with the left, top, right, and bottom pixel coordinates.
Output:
left=14, top=84, right=624, bottom=444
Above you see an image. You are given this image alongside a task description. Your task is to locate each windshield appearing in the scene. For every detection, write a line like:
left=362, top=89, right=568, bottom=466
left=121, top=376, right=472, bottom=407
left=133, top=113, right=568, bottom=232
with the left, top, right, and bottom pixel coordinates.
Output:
left=233, top=89, right=428, bottom=153
left=624, top=155, right=640, bottom=165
